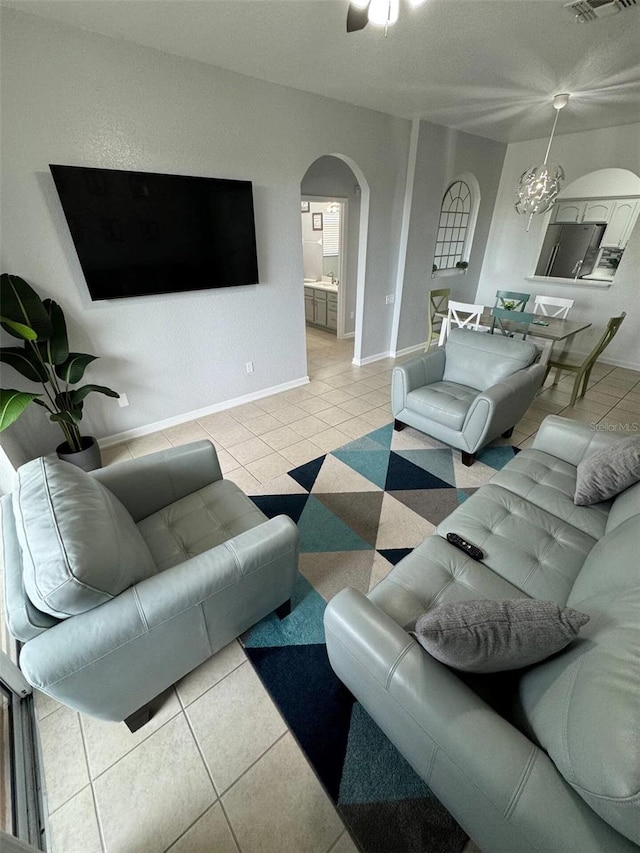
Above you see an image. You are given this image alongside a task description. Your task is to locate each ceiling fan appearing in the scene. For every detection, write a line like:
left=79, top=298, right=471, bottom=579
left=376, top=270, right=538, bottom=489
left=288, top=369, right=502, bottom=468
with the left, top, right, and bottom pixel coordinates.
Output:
left=346, top=0, right=429, bottom=33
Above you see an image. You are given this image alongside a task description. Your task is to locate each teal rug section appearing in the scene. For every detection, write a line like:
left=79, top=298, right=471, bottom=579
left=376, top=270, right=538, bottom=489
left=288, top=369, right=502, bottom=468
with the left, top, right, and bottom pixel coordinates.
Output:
left=394, top=448, right=457, bottom=486
left=243, top=574, right=327, bottom=648
left=338, top=702, right=432, bottom=805
left=298, top=496, right=372, bottom=552
left=332, top=448, right=391, bottom=489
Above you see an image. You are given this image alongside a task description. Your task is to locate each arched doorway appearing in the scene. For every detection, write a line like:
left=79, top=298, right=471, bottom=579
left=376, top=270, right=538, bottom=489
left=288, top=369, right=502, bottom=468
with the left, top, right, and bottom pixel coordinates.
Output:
left=300, top=154, right=370, bottom=367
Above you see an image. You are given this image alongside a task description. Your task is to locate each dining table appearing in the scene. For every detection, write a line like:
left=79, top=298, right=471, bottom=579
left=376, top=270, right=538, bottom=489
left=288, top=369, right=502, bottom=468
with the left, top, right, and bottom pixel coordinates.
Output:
left=477, top=310, right=592, bottom=368
left=436, top=310, right=592, bottom=368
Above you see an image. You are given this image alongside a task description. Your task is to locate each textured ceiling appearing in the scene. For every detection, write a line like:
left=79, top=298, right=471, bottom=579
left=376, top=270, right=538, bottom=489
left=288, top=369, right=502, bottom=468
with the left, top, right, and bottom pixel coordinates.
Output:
left=3, top=0, right=640, bottom=142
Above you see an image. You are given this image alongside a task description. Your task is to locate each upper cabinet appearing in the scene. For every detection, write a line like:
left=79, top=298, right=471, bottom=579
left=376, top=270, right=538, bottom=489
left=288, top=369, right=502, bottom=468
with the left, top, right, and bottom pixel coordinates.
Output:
left=552, top=201, right=585, bottom=223
left=552, top=197, right=640, bottom=249
left=582, top=199, right=617, bottom=222
left=602, top=200, right=639, bottom=248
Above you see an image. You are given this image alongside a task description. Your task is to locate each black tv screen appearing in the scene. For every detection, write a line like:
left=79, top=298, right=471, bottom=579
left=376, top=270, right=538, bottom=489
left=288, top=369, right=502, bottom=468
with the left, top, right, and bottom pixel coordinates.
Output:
left=49, top=164, right=259, bottom=300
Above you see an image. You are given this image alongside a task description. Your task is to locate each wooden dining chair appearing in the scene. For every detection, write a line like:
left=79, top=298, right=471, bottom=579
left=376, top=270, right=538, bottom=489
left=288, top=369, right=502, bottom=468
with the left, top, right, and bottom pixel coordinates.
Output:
left=438, top=300, right=490, bottom=346
left=491, top=308, right=535, bottom=340
left=533, top=295, right=574, bottom=319
left=494, top=290, right=530, bottom=312
left=544, top=313, right=626, bottom=405
left=426, top=287, right=450, bottom=349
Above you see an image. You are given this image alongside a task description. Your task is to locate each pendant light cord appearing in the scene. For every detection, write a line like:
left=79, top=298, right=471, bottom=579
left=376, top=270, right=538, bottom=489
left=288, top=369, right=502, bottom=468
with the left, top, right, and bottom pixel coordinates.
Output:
left=542, top=107, right=561, bottom=165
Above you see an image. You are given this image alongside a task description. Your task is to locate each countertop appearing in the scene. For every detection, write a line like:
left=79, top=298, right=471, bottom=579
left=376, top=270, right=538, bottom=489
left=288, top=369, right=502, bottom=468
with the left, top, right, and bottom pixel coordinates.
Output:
left=304, top=280, right=338, bottom=293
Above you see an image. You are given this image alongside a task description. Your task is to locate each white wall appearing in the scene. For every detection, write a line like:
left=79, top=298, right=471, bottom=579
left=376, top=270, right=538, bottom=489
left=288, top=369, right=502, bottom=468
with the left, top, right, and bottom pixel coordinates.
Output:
left=476, top=123, right=640, bottom=369
left=0, top=9, right=410, bottom=460
left=396, top=121, right=506, bottom=351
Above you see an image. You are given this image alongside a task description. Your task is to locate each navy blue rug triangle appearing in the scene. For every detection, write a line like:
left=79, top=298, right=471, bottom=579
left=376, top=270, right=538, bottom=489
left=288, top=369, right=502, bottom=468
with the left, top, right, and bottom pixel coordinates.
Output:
left=250, top=493, right=309, bottom=524
left=377, top=547, right=413, bottom=566
left=340, top=798, right=467, bottom=853
left=385, top=452, right=451, bottom=491
left=288, top=455, right=326, bottom=492
left=245, top=643, right=355, bottom=801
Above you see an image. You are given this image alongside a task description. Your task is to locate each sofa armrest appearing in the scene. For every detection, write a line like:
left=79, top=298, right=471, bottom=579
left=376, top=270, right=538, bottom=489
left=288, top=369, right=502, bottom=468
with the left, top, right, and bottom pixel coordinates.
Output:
left=532, top=414, right=632, bottom=466
left=92, top=440, right=223, bottom=521
left=20, top=515, right=298, bottom=720
left=392, top=350, right=445, bottom=416
left=324, top=588, right=637, bottom=853
left=461, top=364, right=545, bottom=452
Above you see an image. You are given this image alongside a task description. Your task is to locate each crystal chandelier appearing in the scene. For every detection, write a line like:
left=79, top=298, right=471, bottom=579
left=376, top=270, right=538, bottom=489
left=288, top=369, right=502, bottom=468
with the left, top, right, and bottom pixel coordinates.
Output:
left=515, top=93, right=570, bottom=230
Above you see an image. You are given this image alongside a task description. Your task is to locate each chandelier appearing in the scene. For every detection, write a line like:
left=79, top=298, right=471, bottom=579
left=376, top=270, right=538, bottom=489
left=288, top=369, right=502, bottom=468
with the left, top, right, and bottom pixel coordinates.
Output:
left=515, top=93, right=570, bottom=231
left=348, top=0, right=428, bottom=36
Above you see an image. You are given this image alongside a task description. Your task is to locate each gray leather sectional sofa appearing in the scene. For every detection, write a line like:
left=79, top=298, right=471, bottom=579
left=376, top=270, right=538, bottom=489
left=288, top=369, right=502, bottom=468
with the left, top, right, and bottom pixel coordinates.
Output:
left=324, top=415, right=639, bottom=853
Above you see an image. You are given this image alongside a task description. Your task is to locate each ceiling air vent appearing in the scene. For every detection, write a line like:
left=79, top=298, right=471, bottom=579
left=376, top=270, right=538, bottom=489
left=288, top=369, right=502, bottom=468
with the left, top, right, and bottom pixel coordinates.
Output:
left=564, top=0, right=637, bottom=22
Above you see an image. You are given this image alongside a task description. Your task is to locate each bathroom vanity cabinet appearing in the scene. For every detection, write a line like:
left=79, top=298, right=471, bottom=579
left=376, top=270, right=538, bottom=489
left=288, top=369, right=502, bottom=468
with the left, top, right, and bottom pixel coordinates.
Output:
left=304, top=284, right=337, bottom=332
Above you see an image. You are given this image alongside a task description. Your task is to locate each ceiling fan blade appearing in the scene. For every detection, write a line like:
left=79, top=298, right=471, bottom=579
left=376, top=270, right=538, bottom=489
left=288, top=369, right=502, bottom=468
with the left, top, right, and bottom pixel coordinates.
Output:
left=346, top=2, right=370, bottom=33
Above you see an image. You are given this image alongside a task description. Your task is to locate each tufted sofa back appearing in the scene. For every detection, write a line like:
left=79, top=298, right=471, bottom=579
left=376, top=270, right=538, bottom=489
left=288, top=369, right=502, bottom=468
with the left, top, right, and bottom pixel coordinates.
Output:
left=442, top=327, right=540, bottom=392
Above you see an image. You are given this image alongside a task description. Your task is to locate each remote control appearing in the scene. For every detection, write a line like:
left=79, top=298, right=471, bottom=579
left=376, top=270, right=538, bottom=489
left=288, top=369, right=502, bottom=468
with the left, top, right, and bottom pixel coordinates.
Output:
left=446, top=532, right=483, bottom=560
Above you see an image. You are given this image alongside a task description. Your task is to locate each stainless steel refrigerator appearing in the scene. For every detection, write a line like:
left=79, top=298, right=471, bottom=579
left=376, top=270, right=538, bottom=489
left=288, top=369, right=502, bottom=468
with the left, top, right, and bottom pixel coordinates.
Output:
left=535, top=222, right=606, bottom=278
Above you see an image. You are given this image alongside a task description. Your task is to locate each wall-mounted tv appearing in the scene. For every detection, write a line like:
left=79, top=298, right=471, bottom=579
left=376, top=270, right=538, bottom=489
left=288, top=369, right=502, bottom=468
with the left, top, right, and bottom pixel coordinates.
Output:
left=49, top=164, right=259, bottom=301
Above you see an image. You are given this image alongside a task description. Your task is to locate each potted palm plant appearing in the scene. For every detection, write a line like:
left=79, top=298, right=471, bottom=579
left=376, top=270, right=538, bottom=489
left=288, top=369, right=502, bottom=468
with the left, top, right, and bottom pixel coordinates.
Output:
left=0, top=274, right=119, bottom=471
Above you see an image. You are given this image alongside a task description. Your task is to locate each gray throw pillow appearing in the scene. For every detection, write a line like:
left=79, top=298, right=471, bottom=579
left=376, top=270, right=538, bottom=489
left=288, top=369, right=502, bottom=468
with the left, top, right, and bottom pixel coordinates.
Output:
left=413, top=599, right=589, bottom=673
left=574, top=436, right=640, bottom=506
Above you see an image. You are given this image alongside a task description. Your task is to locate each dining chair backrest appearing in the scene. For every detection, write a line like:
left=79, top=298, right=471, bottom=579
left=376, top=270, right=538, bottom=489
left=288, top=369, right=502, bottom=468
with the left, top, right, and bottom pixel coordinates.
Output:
left=491, top=308, right=535, bottom=340
left=439, top=300, right=485, bottom=346
left=545, top=313, right=626, bottom=406
left=583, top=312, right=626, bottom=367
left=533, top=295, right=574, bottom=319
left=495, top=290, right=530, bottom=312
left=426, top=287, right=450, bottom=348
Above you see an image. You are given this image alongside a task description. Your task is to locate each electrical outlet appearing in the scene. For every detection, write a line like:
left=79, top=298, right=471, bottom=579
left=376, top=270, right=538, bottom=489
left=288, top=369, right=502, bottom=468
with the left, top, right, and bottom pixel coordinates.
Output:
left=385, top=294, right=395, bottom=304
left=118, top=393, right=129, bottom=408
left=246, top=361, right=254, bottom=374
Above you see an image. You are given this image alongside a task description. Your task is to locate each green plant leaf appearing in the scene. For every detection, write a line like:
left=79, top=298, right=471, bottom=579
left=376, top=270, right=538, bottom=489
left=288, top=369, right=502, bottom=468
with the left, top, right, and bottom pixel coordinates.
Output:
left=0, top=274, right=53, bottom=341
left=50, top=410, right=83, bottom=426
left=55, top=353, right=97, bottom=384
left=41, top=300, right=70, bottom=365
left=0, top=317, right=38, bottom=340
left=70, top=384, right=119, bottom=407
left=0, top=347, right=48, bottom=383
left=0, top=389, right=39, bottom=431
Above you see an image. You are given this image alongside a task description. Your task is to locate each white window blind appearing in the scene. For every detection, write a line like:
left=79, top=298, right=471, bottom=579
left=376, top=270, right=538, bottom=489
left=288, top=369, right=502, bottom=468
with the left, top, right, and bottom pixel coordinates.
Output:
left=322, top=211, right=340, bottom=256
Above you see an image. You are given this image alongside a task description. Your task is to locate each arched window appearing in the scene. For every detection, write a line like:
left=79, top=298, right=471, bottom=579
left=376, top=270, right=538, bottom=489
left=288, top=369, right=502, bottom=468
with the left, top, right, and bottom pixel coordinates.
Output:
left=432, top=174, right=480, bottom=273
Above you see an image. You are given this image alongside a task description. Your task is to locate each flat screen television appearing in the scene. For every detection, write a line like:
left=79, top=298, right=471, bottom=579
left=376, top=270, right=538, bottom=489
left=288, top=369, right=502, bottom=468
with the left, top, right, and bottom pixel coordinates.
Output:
left=49, top=164, right=259, bottom=301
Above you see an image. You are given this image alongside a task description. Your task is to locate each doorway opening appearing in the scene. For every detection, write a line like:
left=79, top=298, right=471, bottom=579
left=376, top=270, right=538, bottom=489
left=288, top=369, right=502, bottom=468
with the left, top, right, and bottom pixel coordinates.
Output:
left=301, top=197, right=349, bottom=342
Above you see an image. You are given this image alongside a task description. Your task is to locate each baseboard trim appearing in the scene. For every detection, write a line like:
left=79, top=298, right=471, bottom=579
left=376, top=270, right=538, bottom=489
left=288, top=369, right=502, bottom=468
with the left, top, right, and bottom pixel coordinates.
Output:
left=352, top=350, right=390, bottom=366
left=99, top=376, right=309, bottom=448
left=392, top=343, right=426, bottom=358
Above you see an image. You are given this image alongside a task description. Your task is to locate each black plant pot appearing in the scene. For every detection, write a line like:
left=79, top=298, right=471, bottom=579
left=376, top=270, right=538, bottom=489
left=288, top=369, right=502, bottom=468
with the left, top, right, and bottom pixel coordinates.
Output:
left=56, top=435, right=102, bottom=472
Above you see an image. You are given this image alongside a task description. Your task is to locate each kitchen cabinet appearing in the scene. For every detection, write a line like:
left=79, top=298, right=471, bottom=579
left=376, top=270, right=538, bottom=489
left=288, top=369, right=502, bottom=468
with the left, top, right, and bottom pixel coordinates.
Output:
left=601, top=200, right=639, bottom=248
left=304, top=285, right=337, bottom=331
left=552, top=202, right=584, bottom=223
left=582, top=199, right=617, bottom=222
left=551, top=197, right=639, bottom=250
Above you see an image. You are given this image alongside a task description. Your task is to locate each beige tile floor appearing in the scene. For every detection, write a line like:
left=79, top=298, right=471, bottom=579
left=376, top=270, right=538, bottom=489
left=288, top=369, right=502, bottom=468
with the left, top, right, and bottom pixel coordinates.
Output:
left=34, top=326, right=640, bottom=853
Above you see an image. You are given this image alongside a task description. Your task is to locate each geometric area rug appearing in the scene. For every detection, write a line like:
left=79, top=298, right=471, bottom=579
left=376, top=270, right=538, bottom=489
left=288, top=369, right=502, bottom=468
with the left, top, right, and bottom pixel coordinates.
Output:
left=242, top=423, right=518, bottom=853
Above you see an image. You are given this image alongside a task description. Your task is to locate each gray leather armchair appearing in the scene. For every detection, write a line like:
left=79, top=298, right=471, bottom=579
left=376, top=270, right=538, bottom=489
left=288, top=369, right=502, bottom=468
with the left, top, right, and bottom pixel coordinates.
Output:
left=392, top=327, right=545, bottom=465
left=2, top=441, right=298, bottom=729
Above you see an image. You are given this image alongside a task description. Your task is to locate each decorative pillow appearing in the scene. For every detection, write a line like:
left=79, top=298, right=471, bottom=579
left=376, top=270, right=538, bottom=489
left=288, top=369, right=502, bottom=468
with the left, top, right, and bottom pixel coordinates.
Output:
left=574, top=436, right=640, bottom=506
left=13, top=456, right=157, bottom=618
left=413, top=599, right=589, bottom=673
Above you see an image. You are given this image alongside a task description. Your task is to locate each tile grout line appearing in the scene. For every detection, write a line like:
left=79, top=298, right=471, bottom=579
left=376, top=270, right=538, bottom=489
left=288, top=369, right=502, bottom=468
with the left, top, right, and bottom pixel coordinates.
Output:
left=77, top=713, right=107, bottom=853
